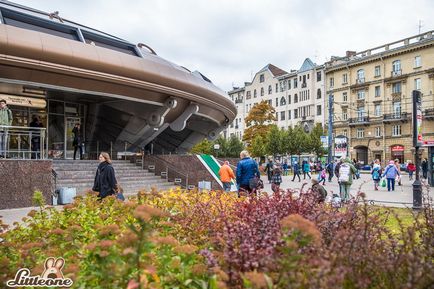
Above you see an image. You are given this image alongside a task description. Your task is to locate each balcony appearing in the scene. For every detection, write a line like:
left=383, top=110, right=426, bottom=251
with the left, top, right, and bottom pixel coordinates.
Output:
left=383, top=112, right=410, bottom=123
left=424, top=108, right=434, bottom=121
left=301, top=82, right=307, bottom=88
left=348, top=116, right=370, bottom=126
left=356, top=77, right=365, bottom=84
left=391, top=69, right=402, bottom=77
left=235, top=98, right=243, bottom=104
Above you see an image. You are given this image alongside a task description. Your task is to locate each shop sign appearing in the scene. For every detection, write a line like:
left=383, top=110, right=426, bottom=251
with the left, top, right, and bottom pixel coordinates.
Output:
left=423, top=140, right=434, bottom=146
left=391, top=145, right=404, bottom=152
left=0, top=94, right=46, bottom=108
left=334, top=136, right=348, bottom=158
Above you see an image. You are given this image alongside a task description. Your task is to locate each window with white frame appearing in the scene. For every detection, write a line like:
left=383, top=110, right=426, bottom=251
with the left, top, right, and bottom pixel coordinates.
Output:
left=329, top=77, right=334, bottom=88
left=317, top=71, right=322, bottom=82
left=374, top=65, right=381, bottom=77
left=414, top=56, right=421, bottom=68
left=288, top=110, right=291, bottom=119
left=254, top=89, right=257, bottom=98
left=261, top=87, right=264, bottom=96
left=357, top=128, right=365, bottom=138
left=375, top=104, right=381, bottom=116
left=375, top=86, right=381, bottom=97
left=415, top=78, right=421, bottom=90
left=342, top=110, right=348, bottom=120
left=343, top=129, right=348, bottom=137
left=268, top=85, right=272, bottom=94
left=392, top=125, right=401, bottom=136
left=392, top=82, right=401, bottom=94
left=356, top=69, right=365, bottom=83
left=392, top=60, right=401, bottom=75
left=357, top=89, right=365, bottom=100
left=280, top=97, right=286, bottom=106
left=343, top=92, right=348, bottom=102
left=317, top=89, right=321, bottom=99
left=280, top=111, right=285, bottom=121
left=317, top=105, right=322, bottom=116
left=342, top=73, right=348, bottom=84
left=288, top=80, right=291, bottom=90
left=275, top=83, right=278, bottom=93
left=393, top=101, right=401, bottom=117
left=260, top=74, right=265, bottom=83
left=357, top=107, right=365, bottom=120
left=375, top=126, right=382, bottom=137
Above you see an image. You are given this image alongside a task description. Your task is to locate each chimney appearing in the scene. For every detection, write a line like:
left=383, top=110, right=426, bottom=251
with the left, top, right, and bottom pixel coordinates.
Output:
left=346, top=51, right=357, bottom=57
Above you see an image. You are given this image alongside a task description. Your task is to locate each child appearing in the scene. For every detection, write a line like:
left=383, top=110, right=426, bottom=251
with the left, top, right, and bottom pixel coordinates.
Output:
left=331, top=193, right=342, bottom=208
left=371, top=160, right=382, bottom=190
left=317, top=167, right=327, bottom=185
left=114, top=183, right=125, bottom=201
left=271, top=164, right=282, bottom=193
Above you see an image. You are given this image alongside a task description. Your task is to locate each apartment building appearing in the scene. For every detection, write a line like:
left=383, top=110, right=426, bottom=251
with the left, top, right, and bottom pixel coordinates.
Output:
left=224, top=59, right=325, bottom=140
left=325, top=30, right=434, bottom=165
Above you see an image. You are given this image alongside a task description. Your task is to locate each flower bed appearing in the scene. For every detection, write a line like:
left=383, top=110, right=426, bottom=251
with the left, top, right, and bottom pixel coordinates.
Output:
left=0, top=189, right=433, bottom=289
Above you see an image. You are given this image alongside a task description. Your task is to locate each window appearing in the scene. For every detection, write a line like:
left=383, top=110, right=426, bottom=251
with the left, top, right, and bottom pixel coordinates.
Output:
left=260, top=87, right=264, bottom=96
left=288, top=80, right=291, bottom=90
left=415, top=78, right=421, bottom=90
left=280, top=111, right=285, bottom=121
left=392, top=60, right=401, bottom=75
left=260, top=74, right=265, bottom=83
left=294, top=79, right=298, bottom=88
left=317, top=89, right=321, bottom=99
left=268, top=85, right=272, bottom=94
left=254, top=89, right=257, bottom=98
left=392, top=82, right=401, bottom=94
left=275, top=83, right=278, bottom=93
left=357, top=128, right=365, bottom=139
left=357, top=107, right=366, bottom=120
left=280, top=97, right=286, bottom=106
left=275, top=98, right=279, bottom=107
left=343, top=129, right=348, bottom=137
left=329, top=77, right=334, bottom=88
left=82, top=31, right=139, bottom=56
left=393, top=101, right=401, bottom=117
left=342, top=73, right=348, bottom=84
left=294, top=109, right=298, bottom=119
left=294, top=93, right=298, bottom=103
left=288, top=110, right=291, bottom=119
left=288, top=95, right=291, bottom=104
left=375, top=104, right=381, bottom=116
left=375, top=86, right=381, bottom=97
left=343, top=92, right=348, bottom=102
left=374, top=65, right=381, bottom=77
left=392, top=125, right=401, bottom=136
left=357, top=89, right=365, bottom=100
left=375, top=127, right=382, bottom=137
left=317, top=71, right=322, bottom=82
left=268, top=99, right=272, bottom=106
left=317, top=105, right=322, bottom=116
left=356, top=69, right=365, bottom=83
left=342, top=110, right=348, bottom=121
left=246, top=91, right=251, bottom=99
left=276, top=112, right=279, bottom=121
left=414, top=56, right=421, bottom=68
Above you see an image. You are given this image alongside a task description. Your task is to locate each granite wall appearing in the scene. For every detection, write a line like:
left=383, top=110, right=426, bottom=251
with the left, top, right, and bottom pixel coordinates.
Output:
left=0, top=160, right=52, bottom=209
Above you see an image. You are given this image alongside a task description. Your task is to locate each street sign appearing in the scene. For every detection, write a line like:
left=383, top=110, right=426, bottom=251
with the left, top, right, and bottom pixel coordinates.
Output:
left=423, top=140, right=434, bottom=146
left=320, top=136, right=328, bottom=148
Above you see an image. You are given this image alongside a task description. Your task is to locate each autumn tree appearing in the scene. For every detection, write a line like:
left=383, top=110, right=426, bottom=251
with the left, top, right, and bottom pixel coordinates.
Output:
left=243, top=100, right=276, bottom=150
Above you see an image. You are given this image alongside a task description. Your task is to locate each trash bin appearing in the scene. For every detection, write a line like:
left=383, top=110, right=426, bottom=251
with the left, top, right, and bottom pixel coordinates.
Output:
left=198, top=181, right=211, bottom=190
left=58, top=187, right=77, bottom=205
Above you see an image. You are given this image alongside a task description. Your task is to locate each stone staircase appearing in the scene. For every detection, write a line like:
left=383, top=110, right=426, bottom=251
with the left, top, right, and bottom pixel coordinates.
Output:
left=52, top=160, right=177, bottom=196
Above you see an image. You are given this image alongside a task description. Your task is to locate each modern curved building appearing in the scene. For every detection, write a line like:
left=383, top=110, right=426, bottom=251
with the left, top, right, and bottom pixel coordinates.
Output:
left=0, top=0, right=236, bottom=158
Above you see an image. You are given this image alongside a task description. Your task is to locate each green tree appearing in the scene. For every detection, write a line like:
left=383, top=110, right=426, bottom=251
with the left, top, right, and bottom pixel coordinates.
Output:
left=250, top=135, right=266, bottom=158
left=226, top=135, right=245, bottom=158
left=287, top=125, right=309, bottom=161
left=243, top=101, right=276, bottom=149
left=214, top=136, right=229, bottom=157
left=265, top=125, right=284, bottom=157
left=309, top=123, right=327, bottom=157
left=190, top=138, right=213, bottom=155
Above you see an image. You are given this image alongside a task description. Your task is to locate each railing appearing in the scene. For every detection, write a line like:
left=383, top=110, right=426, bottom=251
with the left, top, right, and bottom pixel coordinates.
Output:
left=86, top=140, right=135, bottom=160
left=348, top=116, right=370, bottom=125
left=391, top=69, right=402, bottom=77
left=356, top=77, right=365, bottom=84
left=141, top=154, right=189, bottom=189
left=383, top=112, right=409, bottom=121
left=0, top=125, right=46, bottom=159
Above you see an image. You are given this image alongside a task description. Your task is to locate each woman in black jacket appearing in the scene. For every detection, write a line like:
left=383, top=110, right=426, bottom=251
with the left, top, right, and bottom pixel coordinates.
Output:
left=92, top=152, right=117, bottom=199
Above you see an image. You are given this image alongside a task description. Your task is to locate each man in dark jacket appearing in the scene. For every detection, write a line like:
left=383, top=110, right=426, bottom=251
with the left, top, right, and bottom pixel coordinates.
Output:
left=292, top=161, right=301, bottom=182
left=264, top=157, right=274, bottom=183
left=236, top=150, right=260, bottom=196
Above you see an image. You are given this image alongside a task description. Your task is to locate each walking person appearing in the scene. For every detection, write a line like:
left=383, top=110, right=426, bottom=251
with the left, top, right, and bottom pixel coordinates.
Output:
left=302, top=160, right=311, bottom=180
left=218, top=161, right=235, bottom=192
left=271, top=161, right=282, bottom=193
left=92, top=152, right=117, bottom=199
left=318, top=167, right=327, bottom=185
left=382, top=160, right=400, bottom=192
left=236, top=150, right=260, bottom=196
left=0, top=99, right=13, bottom=158
left=394, top=159, right=402, bottom=186
left=29, top=115, right=44, bottom=159
left=407, top=161, right=416, bottom=181
left=338, top=158, right=357, bottom=202
left=72, top=123, right=83, bottom=160
left=371, top=159, right=382, bottom=190
left=264, top=157, right=274, bottom=184
left=326, top=161, right=334, bottom=182
left=421, top=158, right=428, bottom=180
left=282, top=161, right=289, bottom=176
left=292, top=161, right=301, bottom=182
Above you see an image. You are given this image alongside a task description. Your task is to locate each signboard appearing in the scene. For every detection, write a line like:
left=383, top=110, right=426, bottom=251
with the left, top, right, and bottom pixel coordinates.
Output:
left=320, top=136, right=328, bottom=148
left=0, top=93, right=46, bottom=108
left=334, top=136, right=348, bottom=158
left=423, top=140, right=434, bottom=146
left=413, top=90, right=423, bottom=147
left=391, top=145, right=405, bottom=152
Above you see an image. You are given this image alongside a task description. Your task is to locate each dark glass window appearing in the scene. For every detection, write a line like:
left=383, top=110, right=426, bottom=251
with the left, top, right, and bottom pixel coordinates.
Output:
left=82, top=31, right=138, bottom=56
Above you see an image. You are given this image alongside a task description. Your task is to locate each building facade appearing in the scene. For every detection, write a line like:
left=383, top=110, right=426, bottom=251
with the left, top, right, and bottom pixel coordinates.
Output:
left=325, top=30, right=434, bottom=165
left=224, top=59, right=326, bottom=140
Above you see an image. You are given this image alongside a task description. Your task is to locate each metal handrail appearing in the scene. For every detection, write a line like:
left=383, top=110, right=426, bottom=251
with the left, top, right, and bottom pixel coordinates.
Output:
left=0, top=125, right=46, bottom=159
left=215, top=157, right=237, bottom=170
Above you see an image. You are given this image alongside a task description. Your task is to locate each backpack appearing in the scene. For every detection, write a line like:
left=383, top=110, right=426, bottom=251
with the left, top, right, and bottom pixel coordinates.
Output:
left=338, top=163, right=351, bottom=183
left=372, top=167, right=380, bottom=180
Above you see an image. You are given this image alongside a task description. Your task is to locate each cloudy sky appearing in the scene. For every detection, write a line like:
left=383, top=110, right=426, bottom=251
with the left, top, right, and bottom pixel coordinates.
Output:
left=12, top=0, right=434, bottom=92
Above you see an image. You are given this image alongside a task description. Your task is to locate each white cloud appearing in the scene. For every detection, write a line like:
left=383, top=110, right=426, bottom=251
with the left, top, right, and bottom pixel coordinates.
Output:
left=11, top=0, right=434, bottom=91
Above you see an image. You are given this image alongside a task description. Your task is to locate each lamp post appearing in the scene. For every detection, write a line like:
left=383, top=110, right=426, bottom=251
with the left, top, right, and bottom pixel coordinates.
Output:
left=412, top=90, right=422, bottom=210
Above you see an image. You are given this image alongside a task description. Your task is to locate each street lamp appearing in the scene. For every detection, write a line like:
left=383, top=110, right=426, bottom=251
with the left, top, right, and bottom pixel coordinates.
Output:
left=213, top=144, right=220, bottom=158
